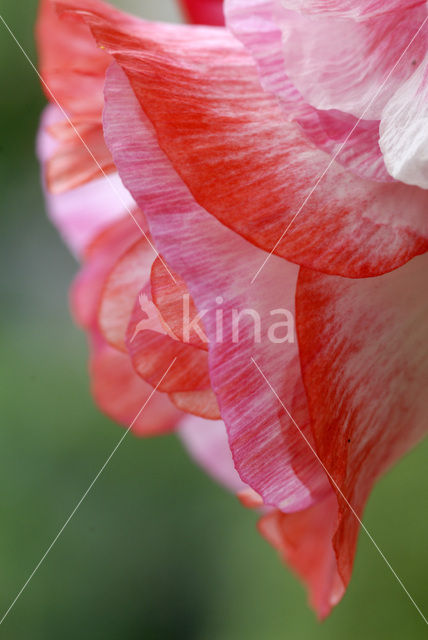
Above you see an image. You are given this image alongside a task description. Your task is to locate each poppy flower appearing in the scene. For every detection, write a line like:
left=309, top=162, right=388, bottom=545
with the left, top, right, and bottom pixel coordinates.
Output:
left=36, top=0, right=428, bottom=619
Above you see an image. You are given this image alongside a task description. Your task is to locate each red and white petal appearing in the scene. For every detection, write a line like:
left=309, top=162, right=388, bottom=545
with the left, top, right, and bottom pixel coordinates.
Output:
left=102, top=61, right=331, bottom=511
left=225, top=0, right=391, bottom=182
left=279, top=0, right=426, bottom=20
left=296, top=253, right=428, bottom=588
left=380, top=54, right=428, bottom=188
left=37, top=105, right=136, bottom=257
left=64, top=2, right=428, bottom=277
left=262, top=1, right=427, bottom=119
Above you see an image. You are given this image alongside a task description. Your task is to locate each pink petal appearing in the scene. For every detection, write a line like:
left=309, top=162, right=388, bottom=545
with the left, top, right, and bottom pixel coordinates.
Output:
left=65, top=1, right=428, bottom=277
left=279, top=0, right=426, bottom=20
left=37, top=105, right=136, bottom=257
left=260, top=1, right=427, bottom=119
left=296, top=253, right=428, bottom=591
left=103, top=61, right=331, bottom=511
left=178, top=416, right=247, bottom=492
left=380, top=54, right=428, bottom=188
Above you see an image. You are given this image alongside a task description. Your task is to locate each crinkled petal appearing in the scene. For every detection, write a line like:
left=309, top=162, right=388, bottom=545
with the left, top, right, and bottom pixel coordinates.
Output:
left=102, top=61, right=331, bottom=511
left=44, top=119, right=115, bottom=195
left=296, top=253, right=428, bottom=589
left=36, top=0, right=108, bottom=117
left=225, top=0, right=391, bottom=182
left=380, top=53, right=428, bottom=188
left=280, top=0, right=426, bottom=20
left=64, top=1, right=428, bottom=277
left=262, top=1, right=427, bottom=119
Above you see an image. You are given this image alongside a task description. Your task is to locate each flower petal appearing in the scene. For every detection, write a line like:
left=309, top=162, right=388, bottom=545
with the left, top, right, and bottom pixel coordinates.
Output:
left=279, top=0, right=426, bottom=20
left=380, top=54, right=428, bottom=188
left=97, top=237, right=154, bottom=352
left=296, top=253, right=428, bottom=589
left=225, top=0, right=391, bottom=182
left=36, top=0, right=108, bottom=117
left=254, top=1, right=427, bottom=119
left=151, top=257, right=208, bottom=350
left=90, top=330, right=180, bottom=436
left=37, top=105, right=136, bottom=256
left=71, top=215, right=142, bottom=329
left=126, top=292, right=212, bottom=393
left=178, top=416, right=247, bottom=492
left=44, top=119, right=115, bottom=195
left=102, top=61, right=331, bottom=511
left=64, top=1, right=428, bottom=276
left=259, top=495, right=344, bottom=620
left=170, top=389, right=221, bottom=420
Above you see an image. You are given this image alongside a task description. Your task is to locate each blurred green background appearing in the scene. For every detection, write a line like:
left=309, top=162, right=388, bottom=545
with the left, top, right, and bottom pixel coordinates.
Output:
left=0, top=1, right=427, bottom=637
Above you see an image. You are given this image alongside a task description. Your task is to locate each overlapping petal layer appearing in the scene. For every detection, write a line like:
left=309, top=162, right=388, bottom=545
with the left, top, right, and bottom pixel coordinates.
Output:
left=102, top=60, right=331, bottom=511
left=36, top=0, right=428, bottom=620
left=37, top=105, right=136, bottom=256
left=225, top=0, right=391, bottom=182
left=70, top=214, right=180, bottom=434
left=263, top=1, right=427, bottom=119
left=60, top=0, right=428, bottom=277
